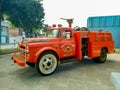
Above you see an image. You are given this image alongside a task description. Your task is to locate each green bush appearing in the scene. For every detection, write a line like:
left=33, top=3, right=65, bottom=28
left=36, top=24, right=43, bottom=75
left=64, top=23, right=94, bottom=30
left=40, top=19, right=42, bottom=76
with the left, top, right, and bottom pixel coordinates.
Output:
left=0, top=48, right=19, bottom=55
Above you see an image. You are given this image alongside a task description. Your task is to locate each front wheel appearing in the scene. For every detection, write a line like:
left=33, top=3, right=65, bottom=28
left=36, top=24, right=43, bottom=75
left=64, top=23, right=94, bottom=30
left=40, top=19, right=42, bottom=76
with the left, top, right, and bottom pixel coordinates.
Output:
left=93, top=49, right=107, bottom=63
left=36, top=51, right=58, bottom=76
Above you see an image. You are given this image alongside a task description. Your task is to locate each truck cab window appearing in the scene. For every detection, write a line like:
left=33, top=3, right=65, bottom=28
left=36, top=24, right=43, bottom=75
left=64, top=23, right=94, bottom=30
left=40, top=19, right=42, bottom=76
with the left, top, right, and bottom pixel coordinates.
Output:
left=62, top=30, right=72, bottom=39
left=46, top=29, right=60, bottom=38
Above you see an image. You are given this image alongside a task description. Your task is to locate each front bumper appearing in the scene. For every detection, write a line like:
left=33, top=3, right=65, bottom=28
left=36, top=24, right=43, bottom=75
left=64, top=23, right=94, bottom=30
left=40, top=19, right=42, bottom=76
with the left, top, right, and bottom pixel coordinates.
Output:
left=11, top=53, right=25, bottom=66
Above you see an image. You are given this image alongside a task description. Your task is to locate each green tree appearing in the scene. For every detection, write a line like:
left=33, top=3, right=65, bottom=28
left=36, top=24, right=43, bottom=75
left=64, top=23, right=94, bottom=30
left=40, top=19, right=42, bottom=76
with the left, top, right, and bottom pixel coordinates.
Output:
left=0, top=0, right=45, bottom=37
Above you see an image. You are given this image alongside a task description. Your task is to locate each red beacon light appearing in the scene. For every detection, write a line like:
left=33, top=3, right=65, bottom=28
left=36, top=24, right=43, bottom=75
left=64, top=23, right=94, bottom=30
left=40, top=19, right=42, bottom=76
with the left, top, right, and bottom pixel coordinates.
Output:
left=52, top=24, right=56, bottom=27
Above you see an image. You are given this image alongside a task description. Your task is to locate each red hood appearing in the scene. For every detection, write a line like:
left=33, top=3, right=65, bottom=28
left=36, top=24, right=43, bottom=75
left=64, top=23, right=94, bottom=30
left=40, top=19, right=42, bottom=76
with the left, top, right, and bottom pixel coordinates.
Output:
left=19, top=37, right=59, bottom=47
left=26, top=37, right=59, bottom=43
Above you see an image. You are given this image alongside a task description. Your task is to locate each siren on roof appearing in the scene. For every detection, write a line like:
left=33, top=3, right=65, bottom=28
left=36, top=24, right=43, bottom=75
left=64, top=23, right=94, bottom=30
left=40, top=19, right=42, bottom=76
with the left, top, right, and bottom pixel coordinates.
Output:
left=52, top=24, right=56, bottom=27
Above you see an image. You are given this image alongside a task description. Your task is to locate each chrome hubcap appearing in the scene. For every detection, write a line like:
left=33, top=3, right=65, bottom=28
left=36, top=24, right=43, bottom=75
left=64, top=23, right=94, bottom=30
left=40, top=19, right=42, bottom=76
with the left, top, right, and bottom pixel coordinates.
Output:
left=43, top=58, right=53, bottom=70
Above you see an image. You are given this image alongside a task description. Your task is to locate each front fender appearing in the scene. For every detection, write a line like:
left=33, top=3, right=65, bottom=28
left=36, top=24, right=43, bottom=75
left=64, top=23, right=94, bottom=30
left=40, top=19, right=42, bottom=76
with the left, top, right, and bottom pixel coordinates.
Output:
left=35, top=46, right=60, bottom=62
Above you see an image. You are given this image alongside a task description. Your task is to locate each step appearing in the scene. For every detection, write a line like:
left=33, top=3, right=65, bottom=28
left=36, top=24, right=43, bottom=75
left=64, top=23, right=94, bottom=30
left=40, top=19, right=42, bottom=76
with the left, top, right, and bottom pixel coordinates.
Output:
left=111, top=72, right=120, bottom=90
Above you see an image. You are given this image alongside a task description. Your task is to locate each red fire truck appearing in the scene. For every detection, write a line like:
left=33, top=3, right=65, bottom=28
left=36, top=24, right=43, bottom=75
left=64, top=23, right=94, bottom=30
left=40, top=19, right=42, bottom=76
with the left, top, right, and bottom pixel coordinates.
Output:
left=12, top=19, right=114, bottom=75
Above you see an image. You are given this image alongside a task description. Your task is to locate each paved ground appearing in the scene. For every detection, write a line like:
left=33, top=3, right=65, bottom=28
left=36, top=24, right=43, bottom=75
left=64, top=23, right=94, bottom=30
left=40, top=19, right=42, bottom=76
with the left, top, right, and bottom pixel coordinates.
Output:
left=0, top=53, right=120, bottom=90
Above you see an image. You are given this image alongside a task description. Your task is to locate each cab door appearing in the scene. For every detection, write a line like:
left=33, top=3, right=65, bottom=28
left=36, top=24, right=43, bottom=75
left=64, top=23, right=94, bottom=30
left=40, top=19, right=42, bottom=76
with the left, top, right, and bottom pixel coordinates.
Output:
left=60, top=29, right=76, bottom=58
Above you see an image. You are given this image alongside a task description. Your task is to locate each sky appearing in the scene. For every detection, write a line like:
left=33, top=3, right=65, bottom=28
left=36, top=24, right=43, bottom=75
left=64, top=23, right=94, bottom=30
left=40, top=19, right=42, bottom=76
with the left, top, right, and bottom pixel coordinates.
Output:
left=42, top=0, right=120, bottom=27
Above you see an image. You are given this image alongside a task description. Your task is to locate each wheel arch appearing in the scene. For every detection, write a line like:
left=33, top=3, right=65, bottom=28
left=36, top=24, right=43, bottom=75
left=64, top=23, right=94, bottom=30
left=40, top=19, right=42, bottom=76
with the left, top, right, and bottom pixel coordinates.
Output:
left=101, top=47, right=108, bottom=53
left=35, top=47, right=60, bottom=63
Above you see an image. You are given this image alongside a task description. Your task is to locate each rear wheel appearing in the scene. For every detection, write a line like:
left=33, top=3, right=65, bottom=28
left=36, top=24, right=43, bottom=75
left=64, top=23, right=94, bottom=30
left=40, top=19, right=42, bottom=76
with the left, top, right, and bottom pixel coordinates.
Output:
left=36, top=51, right=58, bottom=76
left=93, top=49, right=107, bottom=63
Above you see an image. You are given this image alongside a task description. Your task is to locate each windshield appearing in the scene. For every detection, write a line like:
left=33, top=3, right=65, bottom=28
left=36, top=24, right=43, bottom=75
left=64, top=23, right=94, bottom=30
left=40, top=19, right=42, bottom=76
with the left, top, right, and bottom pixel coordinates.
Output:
left=45, top=29, right=60, bottom=38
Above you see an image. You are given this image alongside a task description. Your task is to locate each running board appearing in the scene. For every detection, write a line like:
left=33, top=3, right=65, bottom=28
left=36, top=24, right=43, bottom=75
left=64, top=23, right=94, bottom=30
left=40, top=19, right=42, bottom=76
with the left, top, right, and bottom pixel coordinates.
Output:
left=60, top=58, right=76, bottom=64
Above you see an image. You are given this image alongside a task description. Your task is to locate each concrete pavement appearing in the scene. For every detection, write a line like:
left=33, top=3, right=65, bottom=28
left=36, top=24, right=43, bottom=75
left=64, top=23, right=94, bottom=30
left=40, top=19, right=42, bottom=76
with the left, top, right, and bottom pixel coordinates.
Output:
left=111, top=72, right=120, bottom=90
left=0, top=53, right=120, bottom=90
